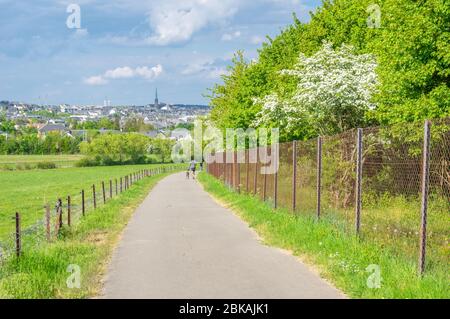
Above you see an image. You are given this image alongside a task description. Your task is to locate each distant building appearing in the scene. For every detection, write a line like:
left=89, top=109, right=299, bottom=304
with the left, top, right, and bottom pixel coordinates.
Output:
left=38, top=123, right=67, bottom=137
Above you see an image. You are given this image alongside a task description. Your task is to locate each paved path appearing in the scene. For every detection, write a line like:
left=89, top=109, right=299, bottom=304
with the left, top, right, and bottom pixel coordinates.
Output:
left=102, top=172, right=344, bottom=299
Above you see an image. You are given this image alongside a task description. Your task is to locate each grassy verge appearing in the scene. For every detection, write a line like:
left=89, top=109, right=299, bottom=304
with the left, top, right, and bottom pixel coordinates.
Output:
left=198, top=172, right=449, bottom=299
left=0, top=171, right=173, bottom=298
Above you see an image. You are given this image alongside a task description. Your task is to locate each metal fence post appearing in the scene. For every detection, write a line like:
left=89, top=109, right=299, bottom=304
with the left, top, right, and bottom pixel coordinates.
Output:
left=316, top=136, right=322, bottom=220
left=355, top=128, right=363, bottom=234
left=15, top=212, right=21, bottom=257
left=419, top=120, right=431, bottom=275
left=292, top=140, right=297, bottom=212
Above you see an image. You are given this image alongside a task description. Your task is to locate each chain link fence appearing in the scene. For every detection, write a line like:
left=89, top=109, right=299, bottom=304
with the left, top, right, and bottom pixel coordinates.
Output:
left=206, top=119, right=450, bottom=275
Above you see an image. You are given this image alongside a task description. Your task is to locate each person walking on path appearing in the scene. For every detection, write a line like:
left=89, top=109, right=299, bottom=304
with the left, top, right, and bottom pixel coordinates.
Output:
left=189, top=159, right=197, bottom=179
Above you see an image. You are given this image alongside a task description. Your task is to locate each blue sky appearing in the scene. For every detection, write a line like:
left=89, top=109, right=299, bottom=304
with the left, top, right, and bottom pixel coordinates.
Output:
left=0, top=0, right=321, bottom=105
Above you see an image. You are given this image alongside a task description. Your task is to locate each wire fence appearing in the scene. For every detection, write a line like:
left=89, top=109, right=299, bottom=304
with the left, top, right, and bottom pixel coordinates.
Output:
left=0, top=165, right=181, bottom=265
left=206, top=118, right=450, bottom=275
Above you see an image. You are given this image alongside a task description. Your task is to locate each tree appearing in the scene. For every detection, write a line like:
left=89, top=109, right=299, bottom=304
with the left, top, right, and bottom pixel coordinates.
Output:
left=80, top=133, right=151, bottom=165
left=123, top=116, right=153, bottom=132
left=149, top=138, right=175, bottom=163
left=254, top=42, right=378, bottom=137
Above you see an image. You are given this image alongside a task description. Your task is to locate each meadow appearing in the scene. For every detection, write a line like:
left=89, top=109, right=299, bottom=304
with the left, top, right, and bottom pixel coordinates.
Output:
left=0, top=155, right=84, bottom=170
left=0, top=169, right=175, bottom=298
left=0, top=164, right=169, bottom=241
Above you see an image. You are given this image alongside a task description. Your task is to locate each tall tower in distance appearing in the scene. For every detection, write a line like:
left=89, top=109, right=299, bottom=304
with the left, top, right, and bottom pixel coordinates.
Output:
left=154, top=88, right=159, bottom=108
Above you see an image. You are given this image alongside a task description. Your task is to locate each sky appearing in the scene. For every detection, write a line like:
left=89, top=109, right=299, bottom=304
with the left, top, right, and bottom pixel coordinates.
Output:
left=0, top=0, right=321, bottom=106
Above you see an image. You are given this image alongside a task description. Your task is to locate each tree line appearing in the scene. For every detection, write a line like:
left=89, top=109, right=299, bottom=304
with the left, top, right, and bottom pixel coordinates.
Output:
left=208, top=0, right=449, bottom=141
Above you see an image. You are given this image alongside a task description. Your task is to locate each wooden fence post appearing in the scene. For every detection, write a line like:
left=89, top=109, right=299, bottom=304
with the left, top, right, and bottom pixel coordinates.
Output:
left=58, top=198, right=63, bottom=230
left=81, top=190, right=85, bottom=216
left=316, top=136, right=322, bottom=220
left=419, top=120, right=431, bottom=275
left=110, top=179, right=113, bottom=198
left=15, top=212, right=21, bottom=257
left=102, top=181, right=106, bottom=204
left=67, top=195, right=71, bottom=227
left=292, top=140, right=297, bottom=212
left=355, top=128, right=363, bottom=234
left=93, top=185, right=97, bottom=209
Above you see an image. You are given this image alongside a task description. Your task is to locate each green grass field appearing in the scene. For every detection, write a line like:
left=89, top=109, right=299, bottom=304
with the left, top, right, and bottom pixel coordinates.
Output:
left=198, top=172, right=449, bottom=299
left=0, top=170, right=174, bottom=298
left=0, top=155, right=84, bottom=170
left=0, top=164, right=172, bottom=241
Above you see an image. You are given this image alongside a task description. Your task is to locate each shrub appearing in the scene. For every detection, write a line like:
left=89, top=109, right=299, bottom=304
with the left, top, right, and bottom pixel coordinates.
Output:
left=36, top=161, right=56, bottom=169
left=75, top=157, right=98, bottom=167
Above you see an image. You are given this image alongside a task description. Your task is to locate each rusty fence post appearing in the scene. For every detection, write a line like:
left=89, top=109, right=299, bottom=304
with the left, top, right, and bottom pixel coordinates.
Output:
left=81, top=190, right=85, bottom=216
left=93, top=185, right=97, bottom=209
left=419, top=120, right=431, bottom=275
left=316, top=136, right=322, bottom=220
left=292, top=140, right=297, bottom=212
left=67, top=195, right=71, bottom=227
left=45, top=204, right=51, bottom=241
left=355, top=128, right=363, bottom=234
left=15, top=212, right=21, bottom=257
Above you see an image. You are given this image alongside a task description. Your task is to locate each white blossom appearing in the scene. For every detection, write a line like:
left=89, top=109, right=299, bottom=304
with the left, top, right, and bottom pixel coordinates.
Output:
left=253, top=42, right=378, bottom=135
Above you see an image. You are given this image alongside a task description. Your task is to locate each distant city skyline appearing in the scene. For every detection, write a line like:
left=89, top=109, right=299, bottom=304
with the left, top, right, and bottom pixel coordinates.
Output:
left=0, top=1, right=320, bottom=105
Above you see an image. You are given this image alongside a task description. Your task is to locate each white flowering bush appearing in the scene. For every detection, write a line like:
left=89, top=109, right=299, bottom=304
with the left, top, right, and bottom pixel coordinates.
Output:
left=253, top=42, right=378, bottom=136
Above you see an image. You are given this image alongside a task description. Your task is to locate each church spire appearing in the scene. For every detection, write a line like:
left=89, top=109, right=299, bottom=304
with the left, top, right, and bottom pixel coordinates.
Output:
left=154, top=88, right=159, bottom=107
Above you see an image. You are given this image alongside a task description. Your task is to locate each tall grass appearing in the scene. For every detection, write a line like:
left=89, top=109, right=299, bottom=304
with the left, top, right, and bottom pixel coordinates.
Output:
left=198, top=172, right=449, bottom=299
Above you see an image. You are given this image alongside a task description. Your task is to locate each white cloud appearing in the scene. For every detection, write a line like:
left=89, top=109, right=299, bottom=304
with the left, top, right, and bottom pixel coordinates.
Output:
left=221, top=30, right=241, bottom=41
left=84, top=75, right=108, bottom=86
left=181, top=60, right=228, bottom=79
left=145, top=0, right=239, bottom=46
left=84, top=64, right=163, bottom=85
left=250, top=35, right=265, bottom=45
left=207, top=67, right=228, bottom=79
